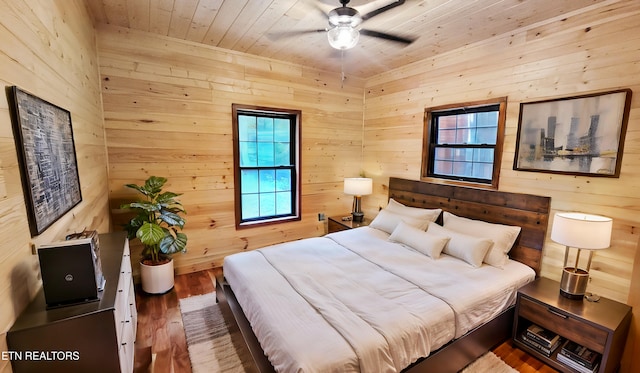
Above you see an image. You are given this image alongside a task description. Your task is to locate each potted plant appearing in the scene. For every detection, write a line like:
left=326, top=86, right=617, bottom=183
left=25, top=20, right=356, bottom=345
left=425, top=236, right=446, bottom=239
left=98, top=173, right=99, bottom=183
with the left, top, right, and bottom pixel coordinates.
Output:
left=121, top=176, right=187, bottom=294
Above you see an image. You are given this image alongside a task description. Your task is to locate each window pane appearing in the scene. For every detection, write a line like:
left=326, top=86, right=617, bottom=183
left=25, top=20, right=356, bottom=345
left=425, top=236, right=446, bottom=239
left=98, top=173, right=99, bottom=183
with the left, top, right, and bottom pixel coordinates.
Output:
left=259, top=170, right=275, bottom=192
left=436, top=112, right=498, bottom=145
left=474, top=148, right=494, bottom=163
left=259, top=193, right=276, bottom=216
left=274, top=119, right=290, bottom=142
left=257, top=117, right=274, bottom=142
left=241, top=170, right=293, bottom=219
left=257, top=142, right=275, bottom=166
left=241, top=170, right=259, bottom=194
left=457, top=114, right=474, bottom=129
left=434, top=160, right=452, bottom=175
left=239, top=115, right=256, bottom=141
left=453, top=148, right=473, bottom=162
left=473, top=162, right=493, bottom=179
left=434, top=148, right=454, bottom=161
left=239, top=142, right=257, bottom=167
left=452, top=161, right=473, bottom=178
left=437, top=128, right=456, bottom=144
left=275, top=142, right=291, bottom=166
left=433, top=146, right=494, bottom=181
left=476, top=111, right=498, bottom=127
left=455, top=128, right=475, bottom=144
left=438, top=116, right=457, bottom=129
left=276, top=191, right=292, bottom=215
left=476, top=127, right=497, bottom=144
left=242, top=194, right=260, bottom=220
left=275, top=169, right=291, bottom=191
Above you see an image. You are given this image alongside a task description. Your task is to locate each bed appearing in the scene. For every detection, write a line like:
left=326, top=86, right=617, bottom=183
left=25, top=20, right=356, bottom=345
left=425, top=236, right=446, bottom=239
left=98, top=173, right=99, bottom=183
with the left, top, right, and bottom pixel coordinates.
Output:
left=216, top=178, right=551, bottom=373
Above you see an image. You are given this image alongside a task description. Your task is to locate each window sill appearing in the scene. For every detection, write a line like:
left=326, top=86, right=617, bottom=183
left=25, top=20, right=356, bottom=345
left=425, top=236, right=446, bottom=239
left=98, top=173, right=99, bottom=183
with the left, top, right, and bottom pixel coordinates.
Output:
left=236, top=215, right=301, bottom=229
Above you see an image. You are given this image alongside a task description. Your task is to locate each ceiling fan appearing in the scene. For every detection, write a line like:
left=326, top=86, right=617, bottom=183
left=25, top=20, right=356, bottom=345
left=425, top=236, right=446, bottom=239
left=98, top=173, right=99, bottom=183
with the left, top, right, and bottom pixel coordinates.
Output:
left=280, top=0, right=416, bottom=50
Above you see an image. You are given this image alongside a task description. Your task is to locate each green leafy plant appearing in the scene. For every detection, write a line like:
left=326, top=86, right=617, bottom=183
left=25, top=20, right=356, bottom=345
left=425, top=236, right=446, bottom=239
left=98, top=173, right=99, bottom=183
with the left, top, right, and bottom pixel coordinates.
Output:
left=121, top=176, right=187, bottom=264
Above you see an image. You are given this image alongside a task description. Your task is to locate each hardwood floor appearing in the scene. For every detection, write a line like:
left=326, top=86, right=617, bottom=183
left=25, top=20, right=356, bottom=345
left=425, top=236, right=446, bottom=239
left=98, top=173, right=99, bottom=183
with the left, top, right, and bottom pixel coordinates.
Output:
left=133, top=269, right=220, bottom=373
left=133, top=269, right=558, bottom=373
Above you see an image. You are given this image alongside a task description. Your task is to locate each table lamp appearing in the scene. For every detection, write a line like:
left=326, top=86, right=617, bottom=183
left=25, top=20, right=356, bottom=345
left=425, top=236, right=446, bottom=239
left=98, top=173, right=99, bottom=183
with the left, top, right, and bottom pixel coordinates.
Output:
left=344, top=178, right=372, bottom=222
left=550, top=212, right=612, bottom=300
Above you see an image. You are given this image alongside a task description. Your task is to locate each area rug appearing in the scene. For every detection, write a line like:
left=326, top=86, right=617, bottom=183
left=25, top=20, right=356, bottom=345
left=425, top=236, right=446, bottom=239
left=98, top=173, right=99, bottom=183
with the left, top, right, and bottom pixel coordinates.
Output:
left=180, top=292, right=517, bottom=373
left=179, top=292, right=253, bottom=373
left=459, top=351, right=519, bottom=373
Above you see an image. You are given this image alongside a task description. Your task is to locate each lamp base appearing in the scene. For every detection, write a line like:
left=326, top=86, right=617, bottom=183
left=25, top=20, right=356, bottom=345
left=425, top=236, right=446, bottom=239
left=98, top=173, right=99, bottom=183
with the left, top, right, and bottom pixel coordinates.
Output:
left=559, top=267, right=589, bottom=300
left=351, top=211, right=364, bottom=222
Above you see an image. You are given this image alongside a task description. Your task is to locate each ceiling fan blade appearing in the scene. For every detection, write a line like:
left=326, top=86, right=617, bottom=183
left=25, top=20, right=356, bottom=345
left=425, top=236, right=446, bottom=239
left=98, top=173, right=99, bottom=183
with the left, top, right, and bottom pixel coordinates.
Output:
left=360, top=0, right=406, bottom=21
left=268, top=29, right=326, bottom=40
left=360, top=29, right=415, bottom=44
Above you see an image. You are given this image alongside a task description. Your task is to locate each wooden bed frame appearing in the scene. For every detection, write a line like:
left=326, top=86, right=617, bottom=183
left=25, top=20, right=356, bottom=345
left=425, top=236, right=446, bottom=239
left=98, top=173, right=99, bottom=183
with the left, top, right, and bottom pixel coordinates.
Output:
left=216, top=177, right=551, bottom=373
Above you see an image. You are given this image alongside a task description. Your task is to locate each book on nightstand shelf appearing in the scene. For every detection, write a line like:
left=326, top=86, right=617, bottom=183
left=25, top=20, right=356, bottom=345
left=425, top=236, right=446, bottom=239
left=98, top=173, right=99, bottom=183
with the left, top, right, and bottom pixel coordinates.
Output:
left=524, top=324, right=560, bottom=349
left=557, top=352, right=599, bottom=373
left=558, top=340, right=601, bottom=371
left=519, top=332, right=561, bottom=357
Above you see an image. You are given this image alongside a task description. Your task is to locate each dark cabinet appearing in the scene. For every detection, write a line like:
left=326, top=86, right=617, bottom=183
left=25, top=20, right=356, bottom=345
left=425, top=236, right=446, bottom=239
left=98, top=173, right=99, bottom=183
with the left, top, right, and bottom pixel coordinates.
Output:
left=7, top=232, right=136, bottom=373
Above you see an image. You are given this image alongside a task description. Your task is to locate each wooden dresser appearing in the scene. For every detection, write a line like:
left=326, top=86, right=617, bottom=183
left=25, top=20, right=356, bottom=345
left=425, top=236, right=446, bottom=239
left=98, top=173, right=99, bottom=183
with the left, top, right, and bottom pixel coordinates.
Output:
left=7, top=232, right=137, bottom=373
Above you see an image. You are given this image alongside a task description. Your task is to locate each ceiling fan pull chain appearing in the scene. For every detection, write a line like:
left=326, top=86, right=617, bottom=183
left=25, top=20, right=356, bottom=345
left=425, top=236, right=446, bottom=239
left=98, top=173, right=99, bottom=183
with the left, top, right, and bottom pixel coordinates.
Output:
left=341, top=49, right=344, bottom=86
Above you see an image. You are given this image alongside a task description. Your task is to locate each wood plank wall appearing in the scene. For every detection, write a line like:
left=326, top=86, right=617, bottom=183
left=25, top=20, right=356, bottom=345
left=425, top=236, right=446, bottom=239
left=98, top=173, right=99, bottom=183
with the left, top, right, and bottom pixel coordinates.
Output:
left=97, top=24, right=365, bottom=276
left=0, top=1, right=110, bottom=372
left=362, top=1, right=640, bottom=370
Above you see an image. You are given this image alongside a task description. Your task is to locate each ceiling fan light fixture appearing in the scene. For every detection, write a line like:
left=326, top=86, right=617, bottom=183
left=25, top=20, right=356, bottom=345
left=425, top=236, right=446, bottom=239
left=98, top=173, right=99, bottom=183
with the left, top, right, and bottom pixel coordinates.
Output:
left=327, top=26, right=359, bottom=50
left=328, top=7, right=362, bottom=28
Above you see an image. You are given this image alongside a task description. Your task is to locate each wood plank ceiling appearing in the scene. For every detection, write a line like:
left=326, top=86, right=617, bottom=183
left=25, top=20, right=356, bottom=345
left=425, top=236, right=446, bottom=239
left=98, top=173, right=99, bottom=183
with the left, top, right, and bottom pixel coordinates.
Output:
left=85, top=0, right=605, bottom=78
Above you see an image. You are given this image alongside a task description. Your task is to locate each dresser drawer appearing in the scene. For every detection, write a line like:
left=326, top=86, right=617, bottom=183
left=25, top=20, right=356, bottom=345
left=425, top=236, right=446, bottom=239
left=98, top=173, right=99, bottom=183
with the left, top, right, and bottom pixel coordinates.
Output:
left=519, top=296, right=607, bottom=353
left=118, top=319, right=135, bottom=373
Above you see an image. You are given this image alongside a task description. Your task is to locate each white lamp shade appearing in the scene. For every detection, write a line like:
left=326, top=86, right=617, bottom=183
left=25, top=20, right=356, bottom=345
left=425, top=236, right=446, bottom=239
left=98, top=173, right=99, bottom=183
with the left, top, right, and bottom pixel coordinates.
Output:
left=327, top=26, right=359, bottom=50
left=550, top=212, right=612, bottom=250
left=344, top=178, right=372, bottom=196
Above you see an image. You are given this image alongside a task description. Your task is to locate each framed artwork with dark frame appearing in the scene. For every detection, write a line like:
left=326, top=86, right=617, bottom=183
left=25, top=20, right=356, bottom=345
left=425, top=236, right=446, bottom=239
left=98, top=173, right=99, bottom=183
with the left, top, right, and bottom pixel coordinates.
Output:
left=7, top=86, right=82, bottom=236
left=514, top=89, right=632, bottom=177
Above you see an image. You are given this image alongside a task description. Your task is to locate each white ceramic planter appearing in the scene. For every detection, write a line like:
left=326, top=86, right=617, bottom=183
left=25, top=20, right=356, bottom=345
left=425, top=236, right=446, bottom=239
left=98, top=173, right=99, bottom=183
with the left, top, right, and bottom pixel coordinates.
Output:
left=140, top=259, right=175, bottom=294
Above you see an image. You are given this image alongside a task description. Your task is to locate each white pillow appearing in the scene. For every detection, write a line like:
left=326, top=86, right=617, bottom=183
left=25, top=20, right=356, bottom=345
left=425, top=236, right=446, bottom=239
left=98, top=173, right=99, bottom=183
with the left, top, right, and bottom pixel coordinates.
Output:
left=385, top=198, right=442, bottom=222
left=389, top=221, right=450, bottom=259
left=427, top=223, right=492, bottom=268
left=370, top=209, right=430, bottom=234
left=443, top=212, right=521, bottom=268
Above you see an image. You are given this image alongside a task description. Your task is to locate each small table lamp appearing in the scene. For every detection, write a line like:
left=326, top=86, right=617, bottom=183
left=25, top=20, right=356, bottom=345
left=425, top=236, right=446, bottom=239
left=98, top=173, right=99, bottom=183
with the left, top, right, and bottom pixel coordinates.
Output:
left=550, top=212, right=612, bottom=300
left=344, top=178, right=372, bottom=222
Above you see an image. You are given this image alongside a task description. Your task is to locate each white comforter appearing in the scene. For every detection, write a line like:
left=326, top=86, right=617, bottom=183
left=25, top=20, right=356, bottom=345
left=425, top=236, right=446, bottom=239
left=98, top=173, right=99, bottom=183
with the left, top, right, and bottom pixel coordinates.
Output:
left=223, top=227, right=534, bottom=373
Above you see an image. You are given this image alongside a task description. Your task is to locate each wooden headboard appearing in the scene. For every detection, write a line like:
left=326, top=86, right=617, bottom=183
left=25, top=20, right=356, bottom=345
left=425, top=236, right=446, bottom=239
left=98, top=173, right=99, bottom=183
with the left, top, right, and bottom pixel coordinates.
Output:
left=388, top=178, right=551, bottom=275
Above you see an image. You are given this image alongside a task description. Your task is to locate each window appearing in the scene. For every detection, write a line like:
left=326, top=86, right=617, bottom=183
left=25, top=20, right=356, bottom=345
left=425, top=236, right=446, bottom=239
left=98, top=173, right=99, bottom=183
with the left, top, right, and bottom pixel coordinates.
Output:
left=232, top=104, right=301, bottom=228
left=422, top=98, right=507, bottom=188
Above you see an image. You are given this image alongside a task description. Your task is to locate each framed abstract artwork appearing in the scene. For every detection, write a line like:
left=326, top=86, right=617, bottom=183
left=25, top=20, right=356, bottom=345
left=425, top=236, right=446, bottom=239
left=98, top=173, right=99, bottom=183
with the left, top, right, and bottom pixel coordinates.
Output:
left=514, top=89, right=632, bottom=177
left=8, top=86, right=82, bottom=236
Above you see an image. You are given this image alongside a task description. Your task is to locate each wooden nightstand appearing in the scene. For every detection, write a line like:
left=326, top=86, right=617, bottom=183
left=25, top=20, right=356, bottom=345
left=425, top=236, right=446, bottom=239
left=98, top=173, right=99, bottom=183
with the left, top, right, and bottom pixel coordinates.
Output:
left=513, top=277, right=631, bottom=373
left=327, top=215, right=372, bottom=233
